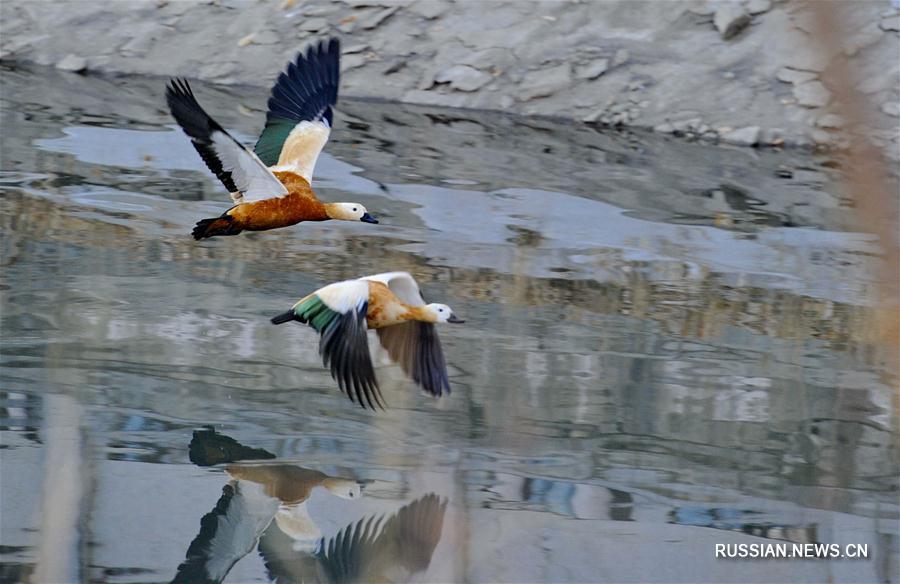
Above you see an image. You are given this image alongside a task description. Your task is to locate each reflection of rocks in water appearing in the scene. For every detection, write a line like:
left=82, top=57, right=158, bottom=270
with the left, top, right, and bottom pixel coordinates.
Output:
left=670, top=507, right=818, bottom=545
left=475, top=472, right=823, bottom=547
left=1, top=190, right=889, bottom=387
left=506, top=224, right=544, bottom=248
left=0, top=390, right=42, bottom=445
left=678, top=183, right=793, bottom=229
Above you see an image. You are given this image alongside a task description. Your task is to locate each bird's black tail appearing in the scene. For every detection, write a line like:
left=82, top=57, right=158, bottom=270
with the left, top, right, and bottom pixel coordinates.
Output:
left=192, top=215, right=241, bottom=240
left=271, top=310, right=299, bottom=325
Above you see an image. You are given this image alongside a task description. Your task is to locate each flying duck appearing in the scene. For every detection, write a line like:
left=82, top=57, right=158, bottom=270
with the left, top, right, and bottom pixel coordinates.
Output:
left=271, top=271, right=464, bottom=410
left=165, top=37, right=378, bottom=240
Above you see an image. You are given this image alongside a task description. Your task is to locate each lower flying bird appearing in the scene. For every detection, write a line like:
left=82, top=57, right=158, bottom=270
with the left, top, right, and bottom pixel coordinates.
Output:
left=271, top=272, right=464, bottom=410
left=165, top=37, right=378, bottom=240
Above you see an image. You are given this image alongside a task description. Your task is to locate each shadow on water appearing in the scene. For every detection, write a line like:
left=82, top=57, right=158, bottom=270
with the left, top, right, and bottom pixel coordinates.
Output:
left=1, top=63, right=897, bottom=582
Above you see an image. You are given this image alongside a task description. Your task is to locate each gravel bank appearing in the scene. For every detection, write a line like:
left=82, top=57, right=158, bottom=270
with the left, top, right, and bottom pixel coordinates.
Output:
left=1, top=0, right=898, bottom=151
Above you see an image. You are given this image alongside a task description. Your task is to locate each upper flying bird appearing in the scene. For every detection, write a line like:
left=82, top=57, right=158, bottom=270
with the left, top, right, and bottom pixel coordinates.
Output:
left=165, top=38, right=378, bottom=240
left=271, top=272, right=464, bottom=410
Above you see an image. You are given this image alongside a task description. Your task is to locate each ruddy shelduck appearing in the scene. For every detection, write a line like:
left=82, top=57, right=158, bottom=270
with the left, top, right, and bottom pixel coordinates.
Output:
left=271, top=272, right=464, bottom=410
left=165, top=38, right=378, bottom=240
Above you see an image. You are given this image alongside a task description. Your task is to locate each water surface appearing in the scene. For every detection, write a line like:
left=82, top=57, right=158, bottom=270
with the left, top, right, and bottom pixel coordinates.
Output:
left=1, top=64, right=897, bottom=583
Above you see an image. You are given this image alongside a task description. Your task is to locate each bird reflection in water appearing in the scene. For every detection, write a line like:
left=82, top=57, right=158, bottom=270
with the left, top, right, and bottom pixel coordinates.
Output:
left=172, top=428, right=447, bottom=584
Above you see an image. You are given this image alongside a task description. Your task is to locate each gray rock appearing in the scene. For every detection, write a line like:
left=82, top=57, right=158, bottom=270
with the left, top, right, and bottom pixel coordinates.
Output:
left=714, top=4, right=751, bottom=39
left=746, top=0, right=771, bottom=15
left=383, top=58, right=406, bottom=75
left=785, top=47, right=828, bottom=73
left=56, top=54, right=87, bottom=72
left=880, top=15, right=900, bottom=31
left=759, top=127, right=785, bottom=145
left=842, top=23, right=883, bottom=56
left=882, top=101, right=900, bottom=117
left=199, top=61, right=237, bottom=79
left=687, top=2, right=715, bottom=16
left=518, top=63, right=571, bottom=100
left=775, top=67, right=817, bottom=85
left=343, top=0, right=395, bottom=6
left=299, top=17, right=329, bottom=32
left=576, top=58, right=609, bottom=80
left=402, top=89, right=467, bottom=108
left=793, top=81, right=831, bottom=108
left=612, top=48, right=629, bottom=67
left=337, top=19, right=356, bottom=33
left=342, top=54, right=367, bottom=70
left=671, top=117, right=702, bottom=133
left=410, top=0, right=449, bottom=19
left=302, top=5, right=337, bottom=16
left=434, top=64, right=492, bottom=92
left=460, top=47, right=515, bottom=71
left=810, top=129, right=833, bottom=145
left=859, top=74, right=895, bottom=95
left=252, top=29, right=281, bottom=45
left=721, top=126, right=760, bottom=145
left=815, top=114, right=844, bottom=128
left=653, top=122, right=676, bottom=134
left=582, top=110, right=604, bottom=123
left=360, top=6, right=398, bottom=29
left=343, top=43, right=369, bottom=54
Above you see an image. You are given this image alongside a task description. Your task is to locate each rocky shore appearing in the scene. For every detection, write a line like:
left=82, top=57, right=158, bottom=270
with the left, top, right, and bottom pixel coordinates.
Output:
left=1, top=0, right=898, bottom=151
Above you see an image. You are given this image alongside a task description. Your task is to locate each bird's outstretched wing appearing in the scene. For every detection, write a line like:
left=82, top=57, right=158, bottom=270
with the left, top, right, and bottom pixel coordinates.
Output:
left=272, top=279, right=384, bottom=410
left=362, top=272, right=452, bottom=397
left=166, top=78, right=288, bottom=203
left=316, top=494, right=448, bottom=582
left=255, top=38, right=340, bottom=183
left=172, top=481, right=280, bottom=584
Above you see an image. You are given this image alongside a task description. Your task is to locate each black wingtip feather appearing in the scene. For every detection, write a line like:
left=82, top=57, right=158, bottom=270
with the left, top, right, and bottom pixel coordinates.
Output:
left=416, top=323, right=451, bottom=397
left=316, top=302, right=385, bottom=411
left=165, top=77, right=240, bottom=194
left=264, top=38, right=340, bottom=126
left=270, top=310, right=298, bottom=325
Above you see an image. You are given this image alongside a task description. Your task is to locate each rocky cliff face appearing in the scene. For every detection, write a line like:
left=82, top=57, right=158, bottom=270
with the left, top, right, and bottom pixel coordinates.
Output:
left=1, top=0, right=898, bottom=151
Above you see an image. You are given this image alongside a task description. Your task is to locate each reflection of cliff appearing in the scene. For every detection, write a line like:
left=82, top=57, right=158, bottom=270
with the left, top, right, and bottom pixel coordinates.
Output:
left=1, top=191, right=884, bottom=355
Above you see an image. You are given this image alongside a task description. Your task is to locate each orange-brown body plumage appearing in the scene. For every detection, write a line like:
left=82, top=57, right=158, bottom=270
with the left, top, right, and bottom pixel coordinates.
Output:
left=227, top=172, right=327, bottom=231
left=365, top=281, right=433, bottom=329
left=193, top=172, right=328, bottom=239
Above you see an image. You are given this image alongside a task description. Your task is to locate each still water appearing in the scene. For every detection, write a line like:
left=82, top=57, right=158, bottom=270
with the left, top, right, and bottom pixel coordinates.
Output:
left=1, top=64, right=897, bottom=583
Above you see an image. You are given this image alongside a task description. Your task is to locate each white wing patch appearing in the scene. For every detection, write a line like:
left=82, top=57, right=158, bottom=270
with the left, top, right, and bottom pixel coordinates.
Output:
left=210, top=131, right=288, bottom=203
left=269, top=120, right=331, bottom=184
left=362, top=272, right=425, bottom=306
left=315, top=279, right=371, bottom=314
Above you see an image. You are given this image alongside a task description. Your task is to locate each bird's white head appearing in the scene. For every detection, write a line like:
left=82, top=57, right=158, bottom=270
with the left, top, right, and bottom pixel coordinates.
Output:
left=426, top=303, right=465, bottom=324
left=325, top=202, right=378, bottom=224
left=321, top=477, right=363, bottom=500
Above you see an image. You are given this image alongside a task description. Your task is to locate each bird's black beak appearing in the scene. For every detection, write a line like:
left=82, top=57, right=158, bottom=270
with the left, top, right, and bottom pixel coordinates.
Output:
left=447, top=313, right=465, bottom=324
left=360, top=213, right=378, bottom=224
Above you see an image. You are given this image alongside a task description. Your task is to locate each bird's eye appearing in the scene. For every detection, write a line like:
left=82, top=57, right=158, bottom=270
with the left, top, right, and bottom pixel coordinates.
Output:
left=439, top=308, right=444, bottom=312
left=352, top=207, right=358, bottom=212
